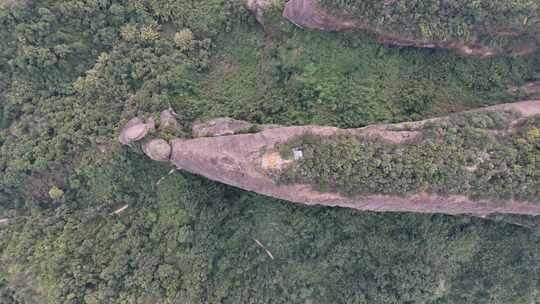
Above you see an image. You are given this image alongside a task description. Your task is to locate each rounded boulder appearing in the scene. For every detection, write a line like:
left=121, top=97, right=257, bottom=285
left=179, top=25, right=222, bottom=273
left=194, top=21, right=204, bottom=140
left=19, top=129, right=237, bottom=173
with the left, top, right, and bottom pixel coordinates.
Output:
left=142, top=139, right=172, bottom=161
left=119, top=117, right=148, bottom=145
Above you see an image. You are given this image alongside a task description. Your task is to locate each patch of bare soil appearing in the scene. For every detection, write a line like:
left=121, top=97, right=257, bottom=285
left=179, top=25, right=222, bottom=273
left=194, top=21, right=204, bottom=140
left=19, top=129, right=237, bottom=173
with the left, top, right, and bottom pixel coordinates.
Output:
left=283, top=0, right=361, bottom=31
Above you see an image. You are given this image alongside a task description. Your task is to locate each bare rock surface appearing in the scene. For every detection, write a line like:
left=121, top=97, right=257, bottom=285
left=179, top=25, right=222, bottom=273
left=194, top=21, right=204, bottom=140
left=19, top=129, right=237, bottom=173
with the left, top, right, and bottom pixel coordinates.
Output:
left=192, top=117, right=253, bottom=138
left=282, top=0, right=537, bottom=58
left=121, top=100, right=540, bottom=216
left=245, top=0, right=279, bottom=26
left=283, top=0, right=359, bottom=31
left=119, top=117, right=154, bottom=145
left=142, top=139, right=171, bottom=161
left=159, top=110, right=179, bottom=131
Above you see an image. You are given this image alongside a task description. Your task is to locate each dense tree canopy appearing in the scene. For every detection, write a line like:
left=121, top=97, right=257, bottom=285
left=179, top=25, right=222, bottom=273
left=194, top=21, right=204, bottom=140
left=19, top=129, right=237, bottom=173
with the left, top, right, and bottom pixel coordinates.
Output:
left=318, top=0, right=540, bottom=43
left=280, top=111, right=540, bottom=201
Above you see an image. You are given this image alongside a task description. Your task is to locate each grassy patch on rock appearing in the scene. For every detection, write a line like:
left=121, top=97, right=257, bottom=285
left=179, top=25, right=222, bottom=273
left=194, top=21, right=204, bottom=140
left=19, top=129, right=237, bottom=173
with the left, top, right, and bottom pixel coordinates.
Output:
left=280, top=111, right=540, bottom=202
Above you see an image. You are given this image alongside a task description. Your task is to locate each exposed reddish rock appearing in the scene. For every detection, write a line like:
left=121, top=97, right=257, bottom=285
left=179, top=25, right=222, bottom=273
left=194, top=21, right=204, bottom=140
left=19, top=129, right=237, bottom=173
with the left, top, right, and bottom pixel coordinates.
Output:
left=121, top=100, right=540, bottom=216
left=245, top=0, right=279, bottom=26
left=283, top=0, right=360, bottom=31
left=142, top=138, right=171, bottom=161
left=375, top=35, right=497, bottom=58
left=119, top=117, right=155, bottom=145
left=282, top=0, right=537, bottom=58
left=192, top=117, right=253, bottom=138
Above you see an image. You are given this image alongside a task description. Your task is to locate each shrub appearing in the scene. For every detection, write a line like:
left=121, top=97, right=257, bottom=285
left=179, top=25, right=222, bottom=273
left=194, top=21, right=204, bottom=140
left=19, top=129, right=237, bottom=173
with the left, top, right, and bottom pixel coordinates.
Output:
left=174, top=28, right=194, bottom=50
left=48, top=186, right=64, bottom=200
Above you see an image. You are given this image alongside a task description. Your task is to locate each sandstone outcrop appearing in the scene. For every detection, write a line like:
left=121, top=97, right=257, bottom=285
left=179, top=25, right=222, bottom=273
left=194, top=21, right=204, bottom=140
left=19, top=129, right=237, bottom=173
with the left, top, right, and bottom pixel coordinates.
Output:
left=119, top=117, right=155, bottom=145
left=119, top=115, right=175, bottom=160
left=282, top=0, right=539, bottom=58
left=120, top=100, right=540, bottom=216
left=142, top=139, right=171, bottom=161
left=192, top=117, right=253, bottom=138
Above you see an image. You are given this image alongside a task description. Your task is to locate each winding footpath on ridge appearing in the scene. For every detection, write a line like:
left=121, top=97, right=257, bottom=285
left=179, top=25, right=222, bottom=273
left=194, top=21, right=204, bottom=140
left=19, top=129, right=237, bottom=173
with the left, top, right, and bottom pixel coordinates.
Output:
left=120, top=100, right=540, bottom=217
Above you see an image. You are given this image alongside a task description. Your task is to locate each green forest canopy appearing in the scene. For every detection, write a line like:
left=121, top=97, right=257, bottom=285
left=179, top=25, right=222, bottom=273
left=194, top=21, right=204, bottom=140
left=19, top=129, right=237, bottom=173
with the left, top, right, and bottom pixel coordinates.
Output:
left=317, top=0, right=540, bottom=43
left=0, top=0, right=540, bottom=303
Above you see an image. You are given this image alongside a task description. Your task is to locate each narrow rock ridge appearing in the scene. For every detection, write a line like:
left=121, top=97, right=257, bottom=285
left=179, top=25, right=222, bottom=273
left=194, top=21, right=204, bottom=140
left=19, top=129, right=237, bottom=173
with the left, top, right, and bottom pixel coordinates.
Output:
left=282, top=0, right=538, bottom=58
left=119, top=100, right=540, bottom=216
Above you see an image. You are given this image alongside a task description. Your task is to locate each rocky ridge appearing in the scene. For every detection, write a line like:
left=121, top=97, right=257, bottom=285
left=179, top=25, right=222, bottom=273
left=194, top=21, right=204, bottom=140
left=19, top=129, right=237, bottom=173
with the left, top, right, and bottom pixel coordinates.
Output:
left=119, top=100, right=540, bottom=216
left=280, top=0, right=538, bottom=58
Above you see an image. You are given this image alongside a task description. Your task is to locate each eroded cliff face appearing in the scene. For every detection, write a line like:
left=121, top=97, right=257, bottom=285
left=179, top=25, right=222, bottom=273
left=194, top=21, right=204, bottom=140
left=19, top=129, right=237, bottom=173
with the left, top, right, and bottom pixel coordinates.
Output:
left=281, top=0, right=539, bottom=58
left=119, top=100, right=540, bottom=216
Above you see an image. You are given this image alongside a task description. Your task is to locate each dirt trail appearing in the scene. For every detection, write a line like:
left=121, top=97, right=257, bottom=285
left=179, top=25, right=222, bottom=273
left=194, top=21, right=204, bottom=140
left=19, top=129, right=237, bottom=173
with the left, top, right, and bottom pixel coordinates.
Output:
left=146, top=100, right=540, bottom=217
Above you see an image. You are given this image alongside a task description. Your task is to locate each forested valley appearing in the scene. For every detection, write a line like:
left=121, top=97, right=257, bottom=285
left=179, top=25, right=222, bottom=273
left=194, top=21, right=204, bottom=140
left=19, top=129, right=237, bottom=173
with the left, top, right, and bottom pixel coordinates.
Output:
left=1, top=0, right=540, bottom=303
